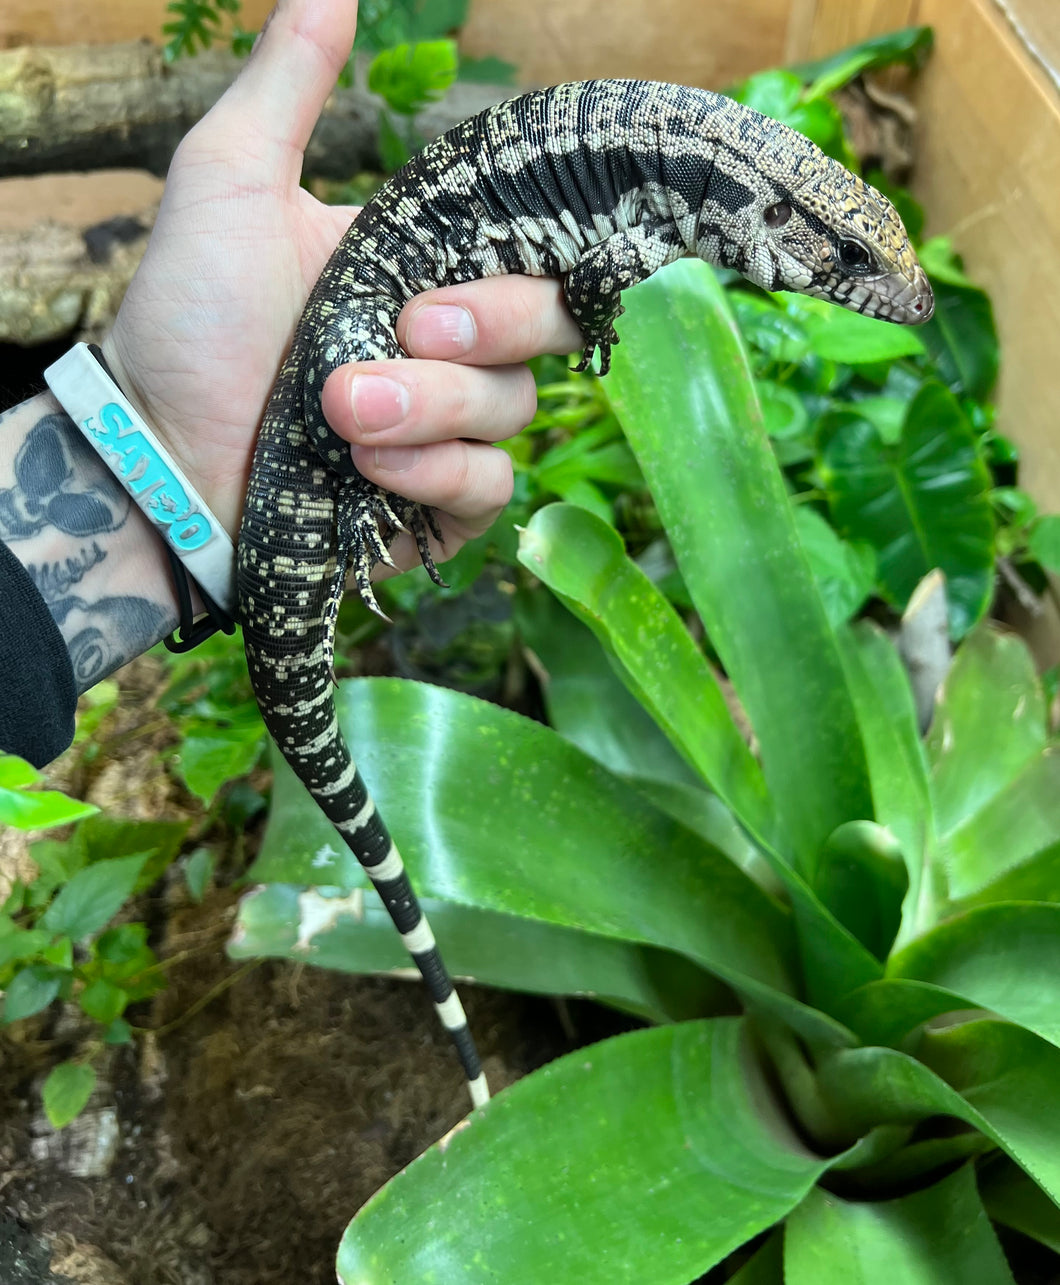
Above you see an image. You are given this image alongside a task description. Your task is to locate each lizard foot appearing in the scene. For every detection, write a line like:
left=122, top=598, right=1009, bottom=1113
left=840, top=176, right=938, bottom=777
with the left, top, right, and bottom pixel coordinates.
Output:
left=334, top=479, right=446, bottom=625
left=570, top=320, right=622, bottom=376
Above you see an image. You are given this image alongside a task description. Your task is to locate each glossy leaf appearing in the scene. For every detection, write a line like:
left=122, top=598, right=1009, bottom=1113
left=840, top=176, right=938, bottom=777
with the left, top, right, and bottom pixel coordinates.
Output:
left=784, top=294, right=926, bottom=365
left=248, top=678, right=799, bottom=1009
left=979, top=1157, right=1060, bottom=1254
left=0, top=753, right=97, bottom=831
left=819, top=383, right=994, bottom=637
left=793, top=507, right=875, bottom=628
left=785, top=1166, right=1014, bottom=1285
left=926, top=626, right=1046, bottom=839
left=888, top=904, right=1060, bottom=1047
left=820, top=1025, right=1060, bottom=1204
left=790, top=26, right=934, bottom=98
left=517, top=502, right=771, bottom=841
left=513, top=581, right=703, bottom=790
left=813, top=821, right=907, bottom=961
left=607, top=258, right=872, bottom=867
left=831, top=978, right=984, bottom=1049
left=921, top=279, right=999, bottom=402
left=231, top=883, right=729, bottom=1024
left=338, top=1020, right=833, bottom=1284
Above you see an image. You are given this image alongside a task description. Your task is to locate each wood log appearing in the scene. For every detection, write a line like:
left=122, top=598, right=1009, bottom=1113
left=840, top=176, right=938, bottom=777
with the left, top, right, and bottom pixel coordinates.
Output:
left=0, top=42, right=510, bottom=180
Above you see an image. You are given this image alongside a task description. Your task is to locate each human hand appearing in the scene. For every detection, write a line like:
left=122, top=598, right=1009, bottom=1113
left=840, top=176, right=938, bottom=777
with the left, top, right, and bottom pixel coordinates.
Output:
left=102, top=0, right=579, bottom=566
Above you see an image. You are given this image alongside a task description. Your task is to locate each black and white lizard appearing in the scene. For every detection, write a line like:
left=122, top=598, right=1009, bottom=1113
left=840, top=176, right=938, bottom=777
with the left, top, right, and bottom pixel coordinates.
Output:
left=236, top=79, right=933, bottom=1110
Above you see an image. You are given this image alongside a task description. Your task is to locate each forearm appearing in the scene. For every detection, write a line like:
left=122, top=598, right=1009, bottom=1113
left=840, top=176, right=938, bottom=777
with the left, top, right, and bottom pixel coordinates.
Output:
left=0, top=390, right=185, bottom=692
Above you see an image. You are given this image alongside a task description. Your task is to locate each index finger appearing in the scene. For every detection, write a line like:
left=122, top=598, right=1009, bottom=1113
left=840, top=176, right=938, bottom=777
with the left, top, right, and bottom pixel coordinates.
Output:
left=396, top=276, right=583, bottom=366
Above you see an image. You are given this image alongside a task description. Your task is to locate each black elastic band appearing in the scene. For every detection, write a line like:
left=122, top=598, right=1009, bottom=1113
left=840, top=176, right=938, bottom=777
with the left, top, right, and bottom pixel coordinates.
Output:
left=162, top=544, right=236, bottom=652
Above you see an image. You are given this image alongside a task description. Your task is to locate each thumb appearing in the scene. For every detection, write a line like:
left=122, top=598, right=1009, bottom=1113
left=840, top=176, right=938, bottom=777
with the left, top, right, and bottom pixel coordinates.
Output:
left=198, top=0, right=359, bottom=186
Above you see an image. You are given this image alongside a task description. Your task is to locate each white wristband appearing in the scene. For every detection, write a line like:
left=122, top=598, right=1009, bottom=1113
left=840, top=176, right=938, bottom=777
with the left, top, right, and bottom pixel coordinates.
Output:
left=44, top=343, right=236, bottom=616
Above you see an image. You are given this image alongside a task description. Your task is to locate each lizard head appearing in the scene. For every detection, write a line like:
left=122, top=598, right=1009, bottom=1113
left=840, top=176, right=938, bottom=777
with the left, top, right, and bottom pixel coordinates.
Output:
left=752, top=158, right=934, bottom=324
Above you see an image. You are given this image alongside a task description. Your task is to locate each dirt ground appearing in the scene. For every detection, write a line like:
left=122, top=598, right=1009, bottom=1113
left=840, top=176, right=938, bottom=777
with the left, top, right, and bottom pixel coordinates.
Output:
left=0, top=651, right=621, bottom=1285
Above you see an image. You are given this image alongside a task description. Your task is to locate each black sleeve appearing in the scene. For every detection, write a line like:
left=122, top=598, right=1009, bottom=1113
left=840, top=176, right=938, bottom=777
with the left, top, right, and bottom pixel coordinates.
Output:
left=0, top=540, right=77, bottom=768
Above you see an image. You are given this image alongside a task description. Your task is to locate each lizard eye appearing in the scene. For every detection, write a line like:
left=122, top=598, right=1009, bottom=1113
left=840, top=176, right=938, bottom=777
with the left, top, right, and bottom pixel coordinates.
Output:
left=838, top=238, right=872, bottom=269
left=764, top=200, right=792, bottom=228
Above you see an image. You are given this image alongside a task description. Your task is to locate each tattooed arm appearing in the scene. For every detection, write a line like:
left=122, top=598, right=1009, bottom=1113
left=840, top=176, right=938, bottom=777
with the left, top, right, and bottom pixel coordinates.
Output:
left=0, top=393, right=178, bottom=692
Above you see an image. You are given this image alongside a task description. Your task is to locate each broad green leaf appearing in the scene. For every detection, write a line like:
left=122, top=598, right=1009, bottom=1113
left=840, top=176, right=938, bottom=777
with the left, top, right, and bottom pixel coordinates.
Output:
left=184, top=847, right=215, bottom=903
left=835, top=623, right=934, bottom=887
left=40, top=853, right=150, bottom=942
left=831, top=978, right=984, bottom=1049
left=820, top=1024, right=1060, bottom=1204
left=0, top=755, right=39, bottom=789
left=819, top=383, right=994, bottom=637
left=979, top=1157, right=1060, bottom=1254
left=784, top=295, right=926, bottom=364
left=513, top=586, right=702, bottom=789
left=790, top=26, right=934, bottom=98
left=1029, top=515, right=1060, bottom=571
left=42, top=1060, right=96, bottom=1129
left=941, top=752, right=1060, bottom=900
left=249, top=678, right=800, bottom=1010
left=921, top=279, right=999, bottom=401
left=813, top=821, right=907, bottom=961
left=608, top=259, right=873, bottom=867
left=793, top=507, right=875, bottom=628
left=338, top=1020, right=834, bottom=1283
left=231, top=884, right=729, bottom=1024
left=2, top=963, right=62, bottom=1022
left=785, top=1166, right=1014, bottom=1285
left=727, top=1232, right=783, bottom=1284
left=517, top=503, right=771, bottom=841
left=926, top=625, right=1046, bottom=839
left=888, top=904, right=1060, bottom=1048
left=75, top=815, right=191, bottom=893
left=953, top=842, right=1060, bottom=908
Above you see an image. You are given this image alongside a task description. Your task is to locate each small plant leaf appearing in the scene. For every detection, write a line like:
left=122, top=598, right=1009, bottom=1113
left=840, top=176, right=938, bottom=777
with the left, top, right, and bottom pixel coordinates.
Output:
left=42, top=1061, right=96, bottom=1129
left=40, top=853, right=151, bottom=942
left=2, top=963, right=62, bottom=1023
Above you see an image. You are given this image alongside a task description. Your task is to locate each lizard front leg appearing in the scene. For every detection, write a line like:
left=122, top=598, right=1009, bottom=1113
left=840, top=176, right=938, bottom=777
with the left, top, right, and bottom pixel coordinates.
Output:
left=564, top=222, right=687, bottom=374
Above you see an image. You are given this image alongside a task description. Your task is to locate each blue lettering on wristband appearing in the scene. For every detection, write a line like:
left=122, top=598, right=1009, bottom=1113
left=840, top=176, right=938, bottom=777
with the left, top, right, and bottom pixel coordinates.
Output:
left=83, top=402, right=214, bottom=552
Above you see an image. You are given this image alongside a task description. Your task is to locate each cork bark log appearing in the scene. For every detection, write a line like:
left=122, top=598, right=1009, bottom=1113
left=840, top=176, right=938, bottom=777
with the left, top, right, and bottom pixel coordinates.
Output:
left=0, top=41, right=509, bottom=179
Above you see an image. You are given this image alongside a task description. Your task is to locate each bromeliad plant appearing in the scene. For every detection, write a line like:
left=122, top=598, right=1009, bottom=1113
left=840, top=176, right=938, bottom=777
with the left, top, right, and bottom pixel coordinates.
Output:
left=233, top=261, right=1060, bottom=1281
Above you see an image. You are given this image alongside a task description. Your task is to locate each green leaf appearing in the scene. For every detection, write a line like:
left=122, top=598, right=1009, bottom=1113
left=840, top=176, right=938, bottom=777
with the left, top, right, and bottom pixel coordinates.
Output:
left=793, top=506, right=876, bottom=628
left=979, top=1157, right=1060, bottom=1254
left=367, top=39, right=458, bottom=115
left=1028, top=515, right=1060, bottom=571
left=184, top=847, right=215, bottom=903
left=820, top=1024, right=1060, bottom=1204
left=78, top=977, right=128, bottom=1024
left=607, top=258, right=873, bottom=867
left=784, top=295, right=926, bottom=364
left=818, top=382, right=995, bottom=637
left=516, top=504, right=771, bottom=842
left=338, top=1020, right=834, bottom=1283
left=42, top=1061, right=96, bottom=1128
left=813, top=821, right=907, bottom=961
left=927, top=626, right=1045, bottom=838
left=513, top=587, right=702, bottom=789
left=0, top=759, right=98, bottom=830
left=0, top=924, right=52, bottom=969
left=231, top=883, right=729, bottom=1024
left=921, top=279, right=999, bottom=401
left=103, top=1016, right=133, bottom=1045
left=785, top=1166, right=1014, bottom=1285
left=831, top=978, right=983, bottom=1049
left=790, top=26, right=934, bottom=98
left=888, top=904, right=1060, bottom=1048
left=249, top=679, right=800, bottom=1012
left=2, top=964, right=61, bottom=1022
left=77, top=815, right=190, bottom=892
left=177, top=726, right=264, bottom=805
left=40, top=853, right=151, bottom=942
left=457, top=54, right=517, bottom=85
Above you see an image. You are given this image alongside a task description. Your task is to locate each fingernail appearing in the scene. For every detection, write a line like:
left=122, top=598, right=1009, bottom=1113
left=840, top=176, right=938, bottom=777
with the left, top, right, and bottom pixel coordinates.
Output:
left=351, top=375, right=410, bottom=433
left=407, top=304, right=475, bottom=356
left=364, top=445, right=422, bottom=473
